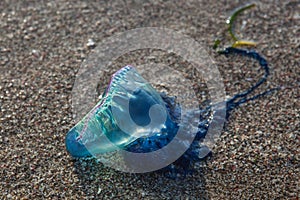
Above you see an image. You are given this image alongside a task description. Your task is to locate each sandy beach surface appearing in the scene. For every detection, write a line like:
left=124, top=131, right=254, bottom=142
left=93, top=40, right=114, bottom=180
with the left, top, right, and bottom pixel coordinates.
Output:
left=0, top=0, right=299, bottom=199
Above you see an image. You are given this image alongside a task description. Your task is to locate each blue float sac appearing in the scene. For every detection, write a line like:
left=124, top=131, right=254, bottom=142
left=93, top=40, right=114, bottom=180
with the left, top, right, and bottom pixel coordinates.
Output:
left=65, top=66, right=179, bottom=158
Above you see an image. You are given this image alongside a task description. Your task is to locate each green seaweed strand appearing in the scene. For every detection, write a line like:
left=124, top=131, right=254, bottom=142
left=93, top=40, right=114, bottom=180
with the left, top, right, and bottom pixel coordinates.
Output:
left=214, top=3, right=257, bottom=50
left=227, top=3, right=256, bottom=41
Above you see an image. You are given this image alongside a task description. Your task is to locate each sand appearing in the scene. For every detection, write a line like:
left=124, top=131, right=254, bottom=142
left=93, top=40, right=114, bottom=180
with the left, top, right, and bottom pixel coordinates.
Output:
left=0, top=0, right=299, bottom=199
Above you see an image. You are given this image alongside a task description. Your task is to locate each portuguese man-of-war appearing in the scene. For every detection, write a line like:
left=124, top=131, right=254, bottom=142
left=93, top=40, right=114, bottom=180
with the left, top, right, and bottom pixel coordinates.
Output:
left=65, top=3, right=278, bottom=174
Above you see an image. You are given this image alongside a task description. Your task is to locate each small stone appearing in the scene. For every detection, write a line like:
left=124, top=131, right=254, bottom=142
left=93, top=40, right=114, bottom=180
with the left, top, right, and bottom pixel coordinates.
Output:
left=97, top=187, right=102, bottom=194
left=86, top=39, right=96, bottom=48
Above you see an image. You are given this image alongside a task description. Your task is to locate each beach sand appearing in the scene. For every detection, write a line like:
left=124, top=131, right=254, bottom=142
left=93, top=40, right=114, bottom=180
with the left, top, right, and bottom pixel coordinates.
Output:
left=0, top=0, right=299, bottom=199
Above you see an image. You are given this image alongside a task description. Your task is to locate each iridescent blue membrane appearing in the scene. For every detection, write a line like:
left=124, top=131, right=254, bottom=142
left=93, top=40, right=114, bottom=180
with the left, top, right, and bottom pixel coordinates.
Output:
left=66, top=66, right=179, bottom=157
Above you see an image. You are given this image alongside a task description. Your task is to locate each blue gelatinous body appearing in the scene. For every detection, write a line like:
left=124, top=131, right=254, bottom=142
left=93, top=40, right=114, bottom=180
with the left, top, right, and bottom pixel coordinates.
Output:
left=65, top=66, right=178, bottom=157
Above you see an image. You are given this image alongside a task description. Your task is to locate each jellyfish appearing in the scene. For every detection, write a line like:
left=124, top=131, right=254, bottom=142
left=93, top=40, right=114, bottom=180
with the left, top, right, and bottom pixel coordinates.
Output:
left=65, top=3, right=278, bottom=174
left=66, top=46, right=274, bottom=173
